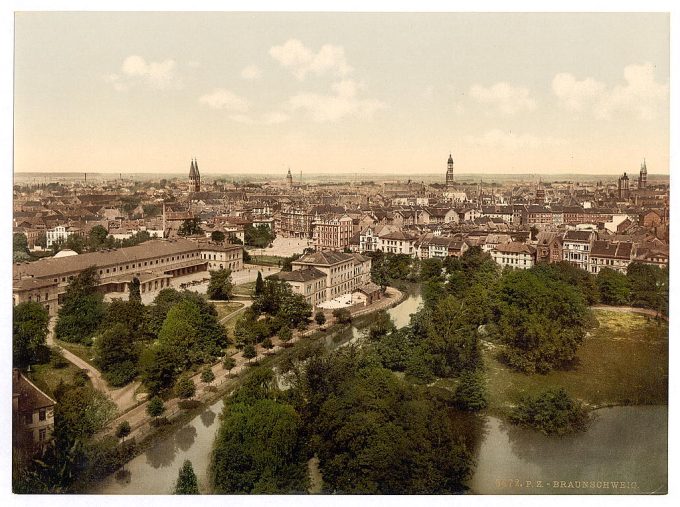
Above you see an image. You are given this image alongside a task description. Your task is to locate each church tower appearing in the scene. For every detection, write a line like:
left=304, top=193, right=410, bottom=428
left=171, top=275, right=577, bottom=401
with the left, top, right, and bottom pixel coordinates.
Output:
left=189, top=158, right=201, bottom=192
left=445, top=153, right=454, bottom=186
left=286, top=168, right=293, bottom=188
left=638, top=159, right=648, bottom=190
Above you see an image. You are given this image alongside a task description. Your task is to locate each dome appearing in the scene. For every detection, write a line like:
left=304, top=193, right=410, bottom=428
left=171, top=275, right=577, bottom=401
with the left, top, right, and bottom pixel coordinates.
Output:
left=54, top=248, right=78, bottom=258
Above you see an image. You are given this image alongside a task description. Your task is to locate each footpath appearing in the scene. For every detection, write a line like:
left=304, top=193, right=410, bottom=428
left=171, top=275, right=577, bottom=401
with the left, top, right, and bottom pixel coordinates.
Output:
left=592, top=305, right=668, bottom=322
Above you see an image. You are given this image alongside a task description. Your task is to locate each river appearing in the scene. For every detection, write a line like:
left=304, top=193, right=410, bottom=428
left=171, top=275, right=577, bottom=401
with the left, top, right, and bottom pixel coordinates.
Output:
left=91, top=289, right=667, bottom=495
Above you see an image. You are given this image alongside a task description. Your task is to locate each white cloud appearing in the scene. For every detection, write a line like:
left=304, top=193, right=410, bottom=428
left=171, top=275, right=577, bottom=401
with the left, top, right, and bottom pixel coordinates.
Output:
left=262, top=112, right=289, bottom=125
left=107, top=55, right=182, bottom=91
left=286, top=79, right=385, bottom=122
left=463, top=129, right=567, bottom=150
left=553, top=63, right=668, bottom=120
left=199, top=89, right=250, bottom=112
left=240, top=65, right=262, bottom=80
left=470, top=82, right=536, bottom=115
left=270, top=39, right=353, bottom=80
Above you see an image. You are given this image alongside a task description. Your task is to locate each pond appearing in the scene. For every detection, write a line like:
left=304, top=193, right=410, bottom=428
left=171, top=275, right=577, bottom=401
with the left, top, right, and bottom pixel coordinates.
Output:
left=467, top=405, right=668, bottom=495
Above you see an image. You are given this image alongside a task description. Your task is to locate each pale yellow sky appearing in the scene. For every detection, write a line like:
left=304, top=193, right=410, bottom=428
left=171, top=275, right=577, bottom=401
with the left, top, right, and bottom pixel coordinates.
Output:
left=13, top=12, right=670, bottom=175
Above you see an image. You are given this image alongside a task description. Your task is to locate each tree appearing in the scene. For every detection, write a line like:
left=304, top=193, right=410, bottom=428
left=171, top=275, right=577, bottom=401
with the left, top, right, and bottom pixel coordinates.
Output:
left=115, top=421, right=131, bottom=441
left=452, top=370, right=488, bottom=411
left=139, top=345, right=181, bottom=395
left=13, top=232, right=29, bottom=260
left=13, top=301, right=50, bottom=367
left=244, top=224, right=275, bottom=248
left=211, top=230, right=225, bottom=243
left=175, top=375, right=196, bottom=400
left=278, top=326, right=293, bottom=346
left=129, top=277, right=142, bottom=304
left=87, top=225, right=109, bottom=251
left=223, top=356, right=237, bottom=376
left=147, top=289, right=185, bottom=336
left=420, top=257, right=444, bottom=281
left=366, top=311, right=396, bottom=341
left=147, top=396, right=165, bottom=420
left=55, top=266, right=106, bottom=344
left=314, top=311, right=326, bottom=326
left=332, top=308, right=352, bottom=324
left=255, top=271, right=264, bottom=295
left=174, top=459, right=199, bottom=494
left=529, top=226, right=539, bottom=241
left=201, top=367, right=215, bottom=385
left=207, top=269, right=233, bottom=301
left=35, top=231, right=47, bottom=249
left=178, top=218, right=203, bottom=237
left=262, top=337, right=274, bottom=354
left=510, top=388, right=590, bottom=435
left=65, top=234, right=85, bottom=254
left=627, top=262, right=668, bottom=315
left=597, top=268, right=630, bottom=305
left=94, top=323, right=138, bottom=387
left=211, top=399, right=307, bottom=494
left=242, top=344, right=257, bottom=364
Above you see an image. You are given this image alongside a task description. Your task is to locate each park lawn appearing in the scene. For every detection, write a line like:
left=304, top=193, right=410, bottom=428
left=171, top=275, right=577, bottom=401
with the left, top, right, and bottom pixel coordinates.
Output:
left=212, top=301, right=245, bottom=321
left=481, top=309, right=668, bottom=416
left=30, top=353, right=90, bottom=398
left=233, top=281, right=256, bottom=296
left=56, top=339, right=97, bottom=365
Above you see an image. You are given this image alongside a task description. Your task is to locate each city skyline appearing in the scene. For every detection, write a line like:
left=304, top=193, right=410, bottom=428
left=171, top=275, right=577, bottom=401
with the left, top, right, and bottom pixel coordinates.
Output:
left=14, top=12, right=670, bottom=175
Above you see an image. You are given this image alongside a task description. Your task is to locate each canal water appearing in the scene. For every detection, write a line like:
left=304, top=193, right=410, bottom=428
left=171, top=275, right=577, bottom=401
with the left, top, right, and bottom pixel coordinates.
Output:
left=91, top=288, right=667, bottom=495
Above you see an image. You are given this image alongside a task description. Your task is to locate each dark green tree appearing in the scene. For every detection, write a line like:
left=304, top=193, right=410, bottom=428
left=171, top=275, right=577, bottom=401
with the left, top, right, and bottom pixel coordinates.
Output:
left=255, top=271, right=264, bottom=295
left=332, top=308, right=352, bottom=324
left=510, top=388, right=590, bottom=435
left=146, top=396, right=165, bottom=420
left=178, top=218, right=204, bottom=237
left=243, top=344, right=257, bottom=363
left=174, top=459, right=199, bottom=494
left=314, top=311, right=326, bottom=326
left=115, top=421, right=131, bottom=441
left=223, top=356, right=237, bottom=376
left=207, top=269, right=233, bottom=300
left=13, top=301, right=50, bottom=367
left=175, top=375, right=196, bottom=400
left=55, top=266, right=106, bottom=344
left=87, top=225, right=109, bottom=251
left=94, top=323, right=138, bottom=387
left=210, top=230, right=225, bottom=243
left=597, top=268, right=631, bottom=305
left=201, top=367, right=215, bottom=385
left=129, top=277, right=142, bottom=304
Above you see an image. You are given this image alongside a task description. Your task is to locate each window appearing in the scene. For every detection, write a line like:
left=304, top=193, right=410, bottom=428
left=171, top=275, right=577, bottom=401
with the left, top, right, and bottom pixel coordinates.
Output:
left=39, top=428, right=46, bottom=441
left=39, top=408, right=46, bottom=421
left=25, top=413, right=32, bottom=425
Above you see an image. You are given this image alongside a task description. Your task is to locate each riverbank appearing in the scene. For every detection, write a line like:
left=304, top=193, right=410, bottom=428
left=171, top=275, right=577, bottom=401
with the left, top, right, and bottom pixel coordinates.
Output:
left=86, top=285, right=405, bottom=492
left=475, top=307, right=668, bottom=417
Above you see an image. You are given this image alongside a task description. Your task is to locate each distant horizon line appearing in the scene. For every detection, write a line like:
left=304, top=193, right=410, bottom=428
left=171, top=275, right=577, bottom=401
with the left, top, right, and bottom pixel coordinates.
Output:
left=14, top=171, right=669, bottom=177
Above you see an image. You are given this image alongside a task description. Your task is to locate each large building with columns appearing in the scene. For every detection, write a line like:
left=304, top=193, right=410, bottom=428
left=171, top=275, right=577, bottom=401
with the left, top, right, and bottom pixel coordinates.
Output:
left=13, top=238, right=243, bottom=316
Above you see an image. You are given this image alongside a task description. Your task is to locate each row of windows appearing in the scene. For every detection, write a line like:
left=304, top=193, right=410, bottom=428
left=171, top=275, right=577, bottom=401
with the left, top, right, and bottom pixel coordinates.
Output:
left=24, top=408, right=47, bottom=425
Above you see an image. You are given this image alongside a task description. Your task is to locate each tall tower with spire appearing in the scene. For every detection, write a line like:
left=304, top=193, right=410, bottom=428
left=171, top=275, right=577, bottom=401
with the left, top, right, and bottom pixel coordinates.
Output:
left=638, top=159, right=648, bottom=190
left=286, top=168, right=293, bottom=188
left=445, top=153, right=454, bottom=186
left=189, top=158, right=201, bottom=192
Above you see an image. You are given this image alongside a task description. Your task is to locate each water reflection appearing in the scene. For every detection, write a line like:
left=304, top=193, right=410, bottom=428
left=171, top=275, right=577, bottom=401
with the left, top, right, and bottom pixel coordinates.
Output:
left=468, top=406, right=667, bottom=495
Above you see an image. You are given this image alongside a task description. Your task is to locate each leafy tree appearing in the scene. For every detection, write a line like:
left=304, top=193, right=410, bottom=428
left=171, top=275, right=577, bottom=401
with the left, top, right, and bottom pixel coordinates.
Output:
left=510, top=388, right=590, bottom=435
left=147, top=396, right=165, bottom=419
left=178, top=218, right=204, bottom=237
left=115, top=421, right=131, bottom=441
left=87, top=225, right=109, bottom=251
left=332, top=308, right=352, bottom=324
left=175, top=375, right=196, bottom=400
left=207, top=269, right=233, bottom=300
left=366, top=311, right=396, bottom=341
left=143, top=204, right=162, bottom=217
left=255, top=271, right=264, bottom=295
left=65, top=234, right=85, bottom=254
left=597, top=268, right=631, bottom=305
left=243, top=344, right=257, bottom=363
left=174, top=460, right=199, bottom=494
left=314, top=311, right=326, bottom=326
left=420, top=257, right=444, bottom=281
left=211, top=399, right=308, bottom=494
left=210, top=230, right=225, bottom=243
left=531, top=261, right=599, bottom=305
left=102, top=298, right=146, bottom=339
left=201, top=367, right=215, bottom=385
left=262, top=337, right=274, bottom=353
left=13, top=232, right=29, bottom=260
left=223, top=356, right=237, bottom=376
left=13, top=301, right=50, bottom=367
left=278, top=325, right=293, bottom=346
left=494, top=269, right=590, bottom=373
left=244, top=224, right=275, bottom=248
left=94, top=323, right=138, bottom=387
left=54, top=385, right=117, bottom=443
left=55, top=266, right=106, bottom=344
left=147, top=289, right=185, bottom=336
left=529, top=226, right=539, bottom=241
left=627, top=262, right=668, bottom=315
left=281, top=253, right=302, bottom=272
left=35, top=231, right=47, bottom=249
left=139, top=345, right=181, bottom=395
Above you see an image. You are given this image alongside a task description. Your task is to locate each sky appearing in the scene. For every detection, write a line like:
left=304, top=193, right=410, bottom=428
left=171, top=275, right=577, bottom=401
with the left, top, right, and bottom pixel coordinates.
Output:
left=13, top=12, right=670, bottom=176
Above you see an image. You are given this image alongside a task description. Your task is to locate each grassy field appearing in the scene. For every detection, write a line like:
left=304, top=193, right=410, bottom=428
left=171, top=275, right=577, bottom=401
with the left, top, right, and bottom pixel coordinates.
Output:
left=30, top=351, right=90, bottom=398
left=437, top=309, right=668, bottom=416
left=212, top=301, right=245, bottom=321
left=233, top=281, right=256, bottom=296
left=56, top=339, right=96, bottom=365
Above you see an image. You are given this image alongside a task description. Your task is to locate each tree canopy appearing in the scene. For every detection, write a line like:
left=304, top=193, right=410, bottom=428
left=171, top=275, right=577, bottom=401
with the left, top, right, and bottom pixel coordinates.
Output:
left=13, top=301, right=50, bottom=367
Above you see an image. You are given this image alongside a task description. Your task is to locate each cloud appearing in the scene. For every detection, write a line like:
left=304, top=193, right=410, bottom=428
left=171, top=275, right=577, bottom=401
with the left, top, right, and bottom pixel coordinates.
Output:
left=286, top=79, right=385, bottom=122
left=107, top=55, right=182, bottom=91
left=463, top=129, right=567, bottom=150
left=270, top=39, right=353, bottom=80
left=240, top=65, right=262, bottom=80
left=470, top=82, right=536, bottom=115
left=553, top=63, right=668, bottom=120
left=199, top=89, right=250, bottom=112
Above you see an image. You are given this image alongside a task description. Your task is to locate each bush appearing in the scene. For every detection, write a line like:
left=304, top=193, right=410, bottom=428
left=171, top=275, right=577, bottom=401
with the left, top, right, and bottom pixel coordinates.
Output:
left=175, top=375, right=196, bottom=400
left=314, top=312, right=326, bottom=326
left=50, top=352, right=69, bottom=369
left=510, top=388, right=590, bottom=435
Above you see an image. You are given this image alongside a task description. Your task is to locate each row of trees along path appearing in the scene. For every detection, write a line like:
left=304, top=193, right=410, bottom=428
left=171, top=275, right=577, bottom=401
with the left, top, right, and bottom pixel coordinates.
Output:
left=97, top=288, right=403, bottom=443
